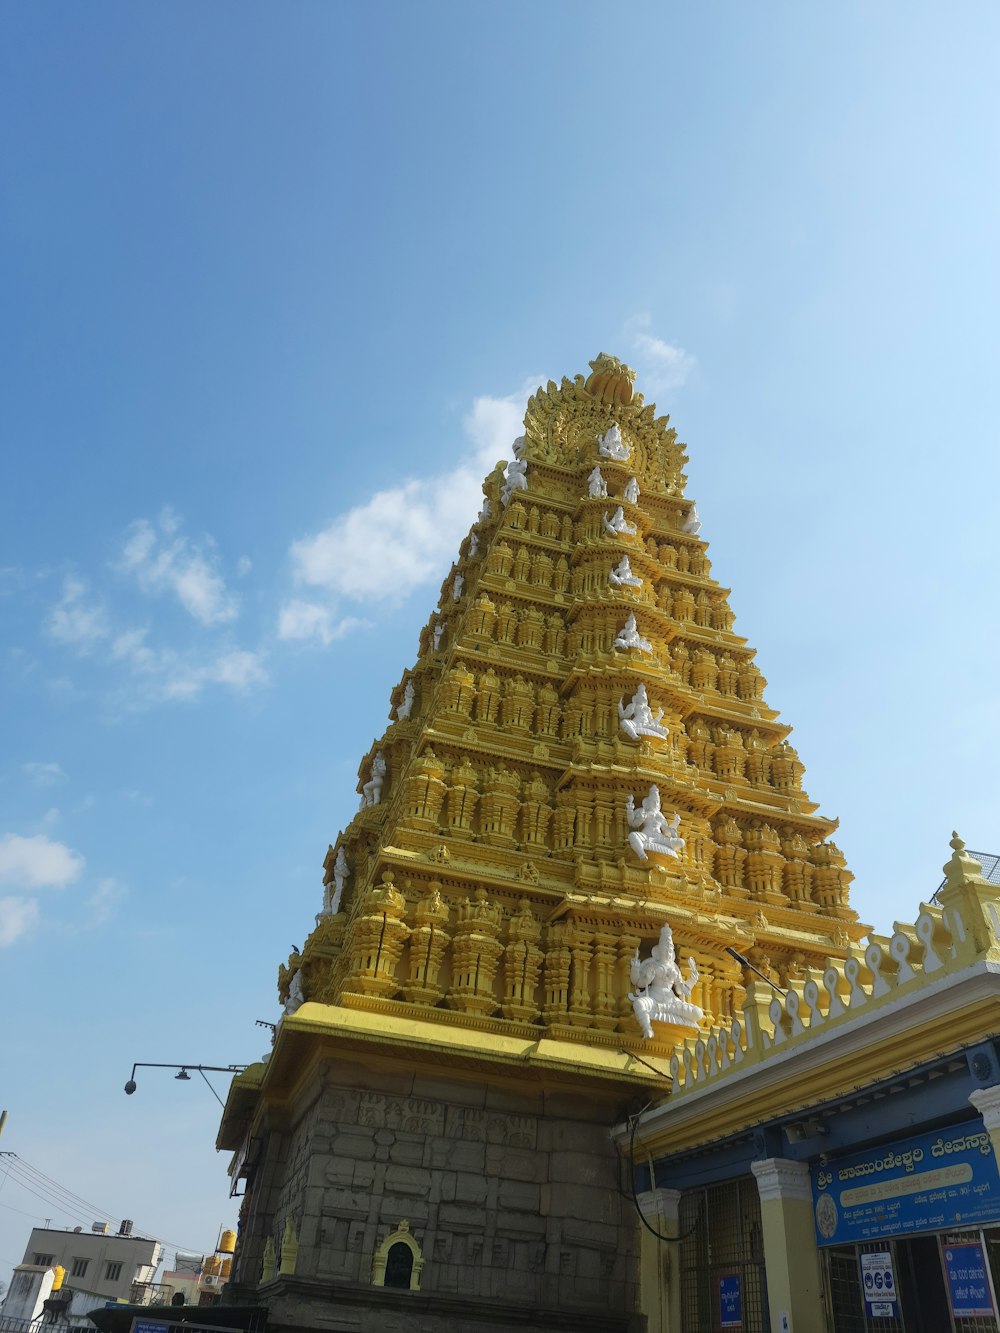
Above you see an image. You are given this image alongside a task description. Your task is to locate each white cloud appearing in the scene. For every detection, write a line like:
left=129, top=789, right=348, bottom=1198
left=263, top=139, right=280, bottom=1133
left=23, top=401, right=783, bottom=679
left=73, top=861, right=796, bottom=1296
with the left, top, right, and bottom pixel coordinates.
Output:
left=46, top=576, right=109, bottom=648
left=0, top=833, right=85, bottom=890
left=22, top=762, right=66, bottom=787
left=287, top=378, right=541, bottom=613
left=117, top=509, right=239, bottom=625
left=627, top=315, right=696, bottom=396
left=277, top=600, right=366, bottom=646
left=159, top=649, right=269, bottom=701
left=85, top=877, right=127, bottom=925
left=0, top=897, right=40, bottom=947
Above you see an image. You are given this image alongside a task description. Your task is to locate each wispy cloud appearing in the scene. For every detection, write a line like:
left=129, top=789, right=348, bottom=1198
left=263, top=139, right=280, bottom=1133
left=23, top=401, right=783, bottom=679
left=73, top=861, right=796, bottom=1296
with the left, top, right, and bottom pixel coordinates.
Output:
left=22, top=761, right=66, bottom=787
left=40, top=509, right=267, bottom=708
left=0, top=897, right=39, bottom=946
left=46, top=576, right=109, bottom=648
left=277, top=601, right=366, bottom=646
left=279, top=378, right=540, bottom=643
left=626, top=315, right=696, bottom=397
left=85, top=877, right=127, bottom=926
left=117, top=507, right=239, bottom=625
left=0, top=833, right=85, bottom=890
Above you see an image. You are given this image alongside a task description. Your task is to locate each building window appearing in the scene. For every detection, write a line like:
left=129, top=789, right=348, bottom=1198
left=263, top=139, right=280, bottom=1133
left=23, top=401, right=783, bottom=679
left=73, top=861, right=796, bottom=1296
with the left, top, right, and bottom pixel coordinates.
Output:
left=33, top=1254, right=54, bottom=1267
left=105, top=1262, right=122, bottom=1282
left=71, top=1258, right=89, bottom=1278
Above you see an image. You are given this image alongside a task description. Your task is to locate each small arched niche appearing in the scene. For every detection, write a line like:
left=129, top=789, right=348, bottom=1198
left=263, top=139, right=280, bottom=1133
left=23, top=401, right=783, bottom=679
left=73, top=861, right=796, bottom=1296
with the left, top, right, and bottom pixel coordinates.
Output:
left=371, top=1219, right=424, bottom=1291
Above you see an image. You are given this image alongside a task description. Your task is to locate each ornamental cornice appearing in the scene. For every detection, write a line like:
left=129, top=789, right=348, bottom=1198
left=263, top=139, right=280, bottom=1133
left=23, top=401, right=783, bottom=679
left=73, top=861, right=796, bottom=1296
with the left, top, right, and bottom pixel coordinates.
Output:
left=751, top=1157, right=812, bottom=1203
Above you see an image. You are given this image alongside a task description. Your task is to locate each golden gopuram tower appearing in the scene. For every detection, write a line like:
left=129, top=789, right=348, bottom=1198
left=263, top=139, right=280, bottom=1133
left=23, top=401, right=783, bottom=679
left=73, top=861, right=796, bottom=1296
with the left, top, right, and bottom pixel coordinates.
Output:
left=218, top=354, right=864, bottom=1333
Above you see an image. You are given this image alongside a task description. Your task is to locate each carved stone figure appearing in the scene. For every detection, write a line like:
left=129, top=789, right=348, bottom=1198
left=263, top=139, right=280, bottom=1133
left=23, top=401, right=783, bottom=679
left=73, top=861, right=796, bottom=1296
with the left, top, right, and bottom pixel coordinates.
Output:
left=614, top=612, right=652, bottom=654
left=682, top=504, right=702, bottom=535
left=623, top=475, right=640, bottom=504
left=597, top=423, right=630, bottom=461
left=512, top=434, right=527, bottom=459
left=395, top=678, right=415, bottom=720
left=603, top=505, right=638, bottom=537
left=468, top=531, right=480, bottom=558
left=609, top=555, right=643, bottom=589
left=618, top=683, right=669, bottom=742
left=326, top=846, right=350, bottom=915
left=501, top=457, right=528, bottom=505
left=452, top=572, right=464, bottom=601
left=284, top=966, right=305, bottom=1016
left=432, top=621, right=445, bottom=651
left=587, top=466, right=608, bottom=499
left=360, top=750, right=386, bottom=808
left=626, top=786, right=684, bottom=861
left=628, top=923, right=702, bottom=1039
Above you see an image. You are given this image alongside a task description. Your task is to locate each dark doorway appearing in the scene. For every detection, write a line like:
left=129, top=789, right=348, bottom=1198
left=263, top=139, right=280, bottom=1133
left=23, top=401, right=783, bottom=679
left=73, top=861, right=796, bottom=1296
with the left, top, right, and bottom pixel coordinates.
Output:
left=384, top=1242, right=413, bottom=1289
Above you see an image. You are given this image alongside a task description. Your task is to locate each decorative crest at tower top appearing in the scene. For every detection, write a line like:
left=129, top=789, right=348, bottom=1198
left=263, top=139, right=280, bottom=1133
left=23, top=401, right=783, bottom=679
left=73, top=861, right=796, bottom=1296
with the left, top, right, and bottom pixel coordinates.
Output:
left=585, top=352, right=637, bottom=406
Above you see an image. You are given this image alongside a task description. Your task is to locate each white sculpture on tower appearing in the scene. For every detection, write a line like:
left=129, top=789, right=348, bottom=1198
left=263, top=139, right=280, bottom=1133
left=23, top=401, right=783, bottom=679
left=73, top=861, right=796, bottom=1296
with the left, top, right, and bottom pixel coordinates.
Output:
left=284, top=967, right=305, bottom=1016
left=319, top=846, right=350, bottom=918
left=598, top=423, right=630, bottom=461
left=628, top=923, right=703, bottom=1039
left=623, top=475, right=640, bottom=505
left=609, top=555, right=643, bottom=590
left=452, top=572, right=464, bottom=601
left=395, top=678, right=415, bottom=720
left=614, top=613, right=652, bottom=654
left=618, top=683, right=669, bottom=741
left=512, top=434, right=526, bottom=459
left=682, top=504, right=702, bottom=535
left=626, top=785, right=684, bottom=860
left=501, top=457, right=528, bottom=505
left=469, top=531, right=480, bottom=558
left=478, top=498, right=493, bottom=523
left=360, top=750, right=387, bottom=809
left=603, top=506, right=638, bottom=537
left=432, top=621, right=445, bottom=651
left=588, top=466, right=608, bottom=499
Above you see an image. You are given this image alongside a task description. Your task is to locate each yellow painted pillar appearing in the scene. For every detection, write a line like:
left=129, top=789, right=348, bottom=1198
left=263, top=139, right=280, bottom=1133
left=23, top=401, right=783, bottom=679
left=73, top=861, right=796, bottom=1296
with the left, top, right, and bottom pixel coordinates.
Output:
left=634, top=1187, right=682, bottom=1333
left=970, top=1085, right=1000, bottom=1162
left=751, top=1159, right=825, bottom=1333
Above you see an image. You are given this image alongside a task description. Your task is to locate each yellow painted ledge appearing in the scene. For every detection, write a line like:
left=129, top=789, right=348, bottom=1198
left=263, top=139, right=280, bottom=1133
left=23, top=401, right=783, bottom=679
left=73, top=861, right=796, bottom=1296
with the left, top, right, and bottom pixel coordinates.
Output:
left=281, top=1000, right=672, bottom=1086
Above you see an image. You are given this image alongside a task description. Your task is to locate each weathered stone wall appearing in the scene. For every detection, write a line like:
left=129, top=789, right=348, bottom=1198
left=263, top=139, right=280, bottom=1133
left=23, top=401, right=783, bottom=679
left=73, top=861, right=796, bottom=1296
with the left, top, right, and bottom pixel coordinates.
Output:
left=248, top=1056, right=641, bottom=1331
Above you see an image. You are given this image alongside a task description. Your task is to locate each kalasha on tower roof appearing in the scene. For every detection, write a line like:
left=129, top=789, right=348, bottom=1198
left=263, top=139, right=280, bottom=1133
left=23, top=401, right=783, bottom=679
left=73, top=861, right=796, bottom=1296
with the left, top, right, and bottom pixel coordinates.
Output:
left=277, top=353, right=865, bottom=1062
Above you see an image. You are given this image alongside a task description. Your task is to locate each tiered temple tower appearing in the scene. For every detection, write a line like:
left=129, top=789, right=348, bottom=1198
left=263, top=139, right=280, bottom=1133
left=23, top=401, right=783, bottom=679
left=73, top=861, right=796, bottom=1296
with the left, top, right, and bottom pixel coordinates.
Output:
left=219, top=354, right=863, bottom=1333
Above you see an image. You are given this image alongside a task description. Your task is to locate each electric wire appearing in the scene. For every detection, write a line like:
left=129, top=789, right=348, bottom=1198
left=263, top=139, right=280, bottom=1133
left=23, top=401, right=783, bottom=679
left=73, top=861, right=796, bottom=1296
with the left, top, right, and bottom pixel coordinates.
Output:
left=624, top=1106, right=702, bottom=1245
left=0, top=1154, right=208, bottom=1257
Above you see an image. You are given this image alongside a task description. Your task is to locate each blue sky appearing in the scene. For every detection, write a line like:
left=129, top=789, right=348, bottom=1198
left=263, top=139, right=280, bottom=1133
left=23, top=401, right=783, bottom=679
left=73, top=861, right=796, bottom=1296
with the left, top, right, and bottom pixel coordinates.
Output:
left=2, top=0, right=1000, bottom=1281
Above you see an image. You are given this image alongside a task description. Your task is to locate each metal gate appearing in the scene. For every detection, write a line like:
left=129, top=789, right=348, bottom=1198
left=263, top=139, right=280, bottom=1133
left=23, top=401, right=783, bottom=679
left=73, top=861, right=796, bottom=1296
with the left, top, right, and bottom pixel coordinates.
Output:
left=678, top=1176, right=769, bottom=1332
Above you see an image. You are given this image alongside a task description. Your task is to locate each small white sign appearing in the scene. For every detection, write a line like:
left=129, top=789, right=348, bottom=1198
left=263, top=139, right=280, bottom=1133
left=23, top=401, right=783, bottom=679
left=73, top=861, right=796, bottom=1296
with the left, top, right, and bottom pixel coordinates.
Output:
left=860, top=1250, right=898, bottom=1319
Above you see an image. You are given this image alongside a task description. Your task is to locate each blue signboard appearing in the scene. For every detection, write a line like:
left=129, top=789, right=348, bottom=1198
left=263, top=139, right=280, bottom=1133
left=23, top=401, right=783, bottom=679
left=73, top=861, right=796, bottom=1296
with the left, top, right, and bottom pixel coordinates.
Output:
left=131, top=1322, right=170, bottom=1333
left=943, top=1241, right=996, bottom=1319
left=811, top=1123, right=1000, bottom=1246
left=719, top=1274, right=742, bottom=1328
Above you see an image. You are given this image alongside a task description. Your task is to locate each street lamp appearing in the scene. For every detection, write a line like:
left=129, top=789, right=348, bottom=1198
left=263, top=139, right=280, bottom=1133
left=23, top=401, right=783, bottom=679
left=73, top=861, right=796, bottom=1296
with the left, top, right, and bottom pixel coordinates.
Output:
left=123, top=1062, right=249, bottom=1106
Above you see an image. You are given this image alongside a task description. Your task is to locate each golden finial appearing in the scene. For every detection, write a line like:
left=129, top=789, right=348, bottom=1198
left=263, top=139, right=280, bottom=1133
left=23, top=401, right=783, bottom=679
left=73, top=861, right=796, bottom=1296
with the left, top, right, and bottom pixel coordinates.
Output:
left=584, top=353, right=636, bottom=406
left=941, top=830, right=986, bottom=890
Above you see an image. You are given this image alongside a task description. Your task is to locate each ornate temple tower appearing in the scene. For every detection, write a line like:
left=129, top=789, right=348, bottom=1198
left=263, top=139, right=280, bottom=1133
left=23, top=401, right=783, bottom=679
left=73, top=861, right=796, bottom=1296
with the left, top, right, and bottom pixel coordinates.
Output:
left=218, top=355, right=863, bottom=1333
